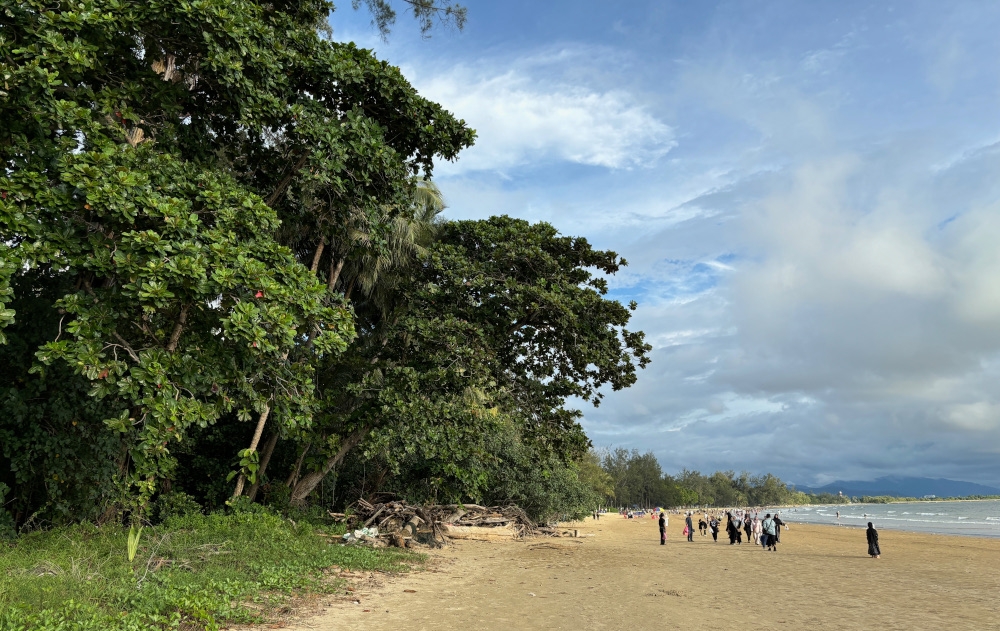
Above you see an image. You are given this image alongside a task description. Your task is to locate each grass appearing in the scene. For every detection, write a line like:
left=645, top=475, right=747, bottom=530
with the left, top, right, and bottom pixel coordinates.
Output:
left=0, top=510, right=421, bottom=630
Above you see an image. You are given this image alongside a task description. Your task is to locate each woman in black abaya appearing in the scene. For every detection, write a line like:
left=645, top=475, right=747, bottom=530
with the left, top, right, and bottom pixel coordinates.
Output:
left=866, top=522, right=881, bottom=559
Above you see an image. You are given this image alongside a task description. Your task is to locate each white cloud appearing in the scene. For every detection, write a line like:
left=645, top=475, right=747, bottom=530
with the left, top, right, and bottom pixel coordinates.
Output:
left=413, top=64, right=675, bottom=174
left=944, top=402, right=1000, bottom=431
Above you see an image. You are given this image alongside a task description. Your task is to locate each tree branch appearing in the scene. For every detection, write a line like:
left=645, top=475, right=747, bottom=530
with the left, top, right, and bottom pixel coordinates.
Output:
left=264, top=153, right=309, bottom=208
left=112, top=332, right=141, bottom=363
left=290, top=427, right=371, bottom=505
left=166, top=303, right=189, bottom=353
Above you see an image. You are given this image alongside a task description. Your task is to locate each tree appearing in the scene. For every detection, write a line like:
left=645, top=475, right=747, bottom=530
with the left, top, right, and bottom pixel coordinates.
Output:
left=0, top=0, right=473, bottom=514
left=353, top=0, right=468, bottom=38
left=577, top=449, right=614, bottom=505
left=286, top=216, right=652, bottom=504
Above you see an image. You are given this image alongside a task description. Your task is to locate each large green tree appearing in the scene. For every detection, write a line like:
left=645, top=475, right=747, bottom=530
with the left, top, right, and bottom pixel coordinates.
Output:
left=0, top=0, right=472, bottom=515
left=286, top=216, right=652, bottom=504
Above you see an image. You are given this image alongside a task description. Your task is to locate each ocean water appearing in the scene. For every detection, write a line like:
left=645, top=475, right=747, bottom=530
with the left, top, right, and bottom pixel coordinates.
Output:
left=782, top=500, right=1000, bottom=538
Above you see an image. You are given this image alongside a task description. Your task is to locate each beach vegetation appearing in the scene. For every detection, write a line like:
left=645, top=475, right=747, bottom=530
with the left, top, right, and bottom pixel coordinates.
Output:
left=0, top=508, right=417, bottom=630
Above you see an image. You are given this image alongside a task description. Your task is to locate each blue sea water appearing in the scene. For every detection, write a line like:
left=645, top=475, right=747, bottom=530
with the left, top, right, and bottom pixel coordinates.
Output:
left=783, top=500, right=1000, bottom=538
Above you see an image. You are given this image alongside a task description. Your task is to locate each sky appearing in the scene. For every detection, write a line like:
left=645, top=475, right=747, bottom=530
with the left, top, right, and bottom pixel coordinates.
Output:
left=329, top=1, right=1000, bottom=487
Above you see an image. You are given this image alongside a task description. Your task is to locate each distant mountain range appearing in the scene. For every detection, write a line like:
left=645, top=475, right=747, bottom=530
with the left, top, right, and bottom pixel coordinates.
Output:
left=792, top=476, right=1000, bottom=498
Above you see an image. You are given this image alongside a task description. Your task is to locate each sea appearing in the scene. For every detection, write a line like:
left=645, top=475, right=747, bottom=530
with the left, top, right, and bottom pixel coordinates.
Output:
left=782, top=499, right=1000, bottom=538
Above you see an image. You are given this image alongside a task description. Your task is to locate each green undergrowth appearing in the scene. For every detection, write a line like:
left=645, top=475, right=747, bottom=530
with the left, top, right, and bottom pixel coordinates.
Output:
left=0, top=511, right=420, bottom=631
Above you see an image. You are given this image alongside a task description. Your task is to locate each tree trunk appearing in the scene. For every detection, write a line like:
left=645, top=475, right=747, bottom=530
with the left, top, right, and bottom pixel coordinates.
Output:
left=285, top=443, right=311, bottom=487
left=246, top=431, right=280, bottom=502
left=290, top=427, right=370, bottom=506
left=166, top=304, right=189, bottom=352
left=231, top=404, right=271, bottom=500
left=328, top=257, right=344, bottom=292
left=310, top=237, right=327, bottom=274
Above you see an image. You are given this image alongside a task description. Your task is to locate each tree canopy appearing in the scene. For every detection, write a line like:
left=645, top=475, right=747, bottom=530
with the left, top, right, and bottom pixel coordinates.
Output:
left=0, top=0, right=652, bottom=529
left=595, top=447, right=844, bottom=509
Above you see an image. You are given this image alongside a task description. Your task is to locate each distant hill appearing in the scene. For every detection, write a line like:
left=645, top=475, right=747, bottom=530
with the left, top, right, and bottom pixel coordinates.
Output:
left=793, top=476, right=1000, bottom=498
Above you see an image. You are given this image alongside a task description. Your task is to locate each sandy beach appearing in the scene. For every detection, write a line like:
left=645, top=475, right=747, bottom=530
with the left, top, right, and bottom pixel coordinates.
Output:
left=286, top=514, right=1000, bottom=630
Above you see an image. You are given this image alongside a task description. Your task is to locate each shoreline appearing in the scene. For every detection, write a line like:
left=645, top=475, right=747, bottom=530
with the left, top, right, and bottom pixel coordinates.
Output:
left=659, top=498, right=1000, bottom=539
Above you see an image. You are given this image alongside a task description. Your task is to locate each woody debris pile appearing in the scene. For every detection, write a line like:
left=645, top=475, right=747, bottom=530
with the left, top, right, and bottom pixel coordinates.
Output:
left=332, top=499, right=540, bottom=548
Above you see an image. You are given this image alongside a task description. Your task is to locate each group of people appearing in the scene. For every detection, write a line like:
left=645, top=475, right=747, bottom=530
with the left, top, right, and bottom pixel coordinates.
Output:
left=654, top=508, right=786, bottom=550
left=639, top=506, right=882, bottom=558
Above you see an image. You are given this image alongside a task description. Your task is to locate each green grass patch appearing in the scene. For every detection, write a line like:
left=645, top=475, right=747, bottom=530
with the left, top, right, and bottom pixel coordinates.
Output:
left=0, top=511, right=421, bottom=630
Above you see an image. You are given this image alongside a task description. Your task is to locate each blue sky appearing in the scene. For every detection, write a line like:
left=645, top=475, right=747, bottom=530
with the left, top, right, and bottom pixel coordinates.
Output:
left=331, top=2, right=1000, bottom=486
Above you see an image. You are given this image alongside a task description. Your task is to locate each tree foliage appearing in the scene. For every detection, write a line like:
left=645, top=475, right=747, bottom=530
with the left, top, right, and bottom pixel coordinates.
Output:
left=0, top=0, right=650, bottom=530
left=597, top=448, right=827, bottom=509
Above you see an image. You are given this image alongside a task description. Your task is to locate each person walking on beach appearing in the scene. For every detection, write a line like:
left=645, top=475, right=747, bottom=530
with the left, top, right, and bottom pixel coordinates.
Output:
left=751, top=514, right=762, bottom=545
left=709, top=516, right=720, bottom=541
left=761, top=513, right=776, bottom=551
left=743, top=514, right=752, bottom=543
left=659, top=511, right=667, bottom=545
left=733, top=513, right=743, bottom=544
left=773, top=512, right=785, bottom=544
left=685, top=512, right=694, bottom=542
left=866, top=522, right=881, bottom=558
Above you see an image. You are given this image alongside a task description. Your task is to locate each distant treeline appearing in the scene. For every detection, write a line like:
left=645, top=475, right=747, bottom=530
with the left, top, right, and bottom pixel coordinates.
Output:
left=594, top=448, right=850, bottom=508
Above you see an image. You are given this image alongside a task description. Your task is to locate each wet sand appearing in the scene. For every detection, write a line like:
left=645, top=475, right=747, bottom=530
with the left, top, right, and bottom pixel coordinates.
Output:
left=285, top=514, right=1000, bottom=630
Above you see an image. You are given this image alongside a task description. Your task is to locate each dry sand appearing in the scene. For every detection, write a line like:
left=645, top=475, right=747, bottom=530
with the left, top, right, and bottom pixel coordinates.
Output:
left=286, top=514, right=1000, bottom=630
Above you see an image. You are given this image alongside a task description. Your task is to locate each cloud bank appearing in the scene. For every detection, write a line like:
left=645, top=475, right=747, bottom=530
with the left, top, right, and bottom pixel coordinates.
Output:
left=411, top=59, right=675, bottom=174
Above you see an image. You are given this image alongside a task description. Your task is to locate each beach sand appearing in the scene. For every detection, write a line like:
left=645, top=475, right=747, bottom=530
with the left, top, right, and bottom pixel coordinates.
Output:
left=284, top=514, right=1000, bottom=630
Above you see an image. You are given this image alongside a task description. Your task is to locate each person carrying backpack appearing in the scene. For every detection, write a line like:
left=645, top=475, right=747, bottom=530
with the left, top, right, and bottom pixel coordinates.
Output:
left=761, top=513, right=777, bottom=551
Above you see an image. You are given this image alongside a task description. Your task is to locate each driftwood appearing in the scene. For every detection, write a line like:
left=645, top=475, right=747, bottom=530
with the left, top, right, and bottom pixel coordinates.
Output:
left=346, top=499, right=537, bottom=546
left=440, top=524, right=518, bottom=541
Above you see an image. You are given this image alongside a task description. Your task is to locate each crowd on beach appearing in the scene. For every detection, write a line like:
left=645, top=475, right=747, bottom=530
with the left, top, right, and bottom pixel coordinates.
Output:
left=611, top=506, right=882, bottom=558
left=617, top=507, right=786, bottom=550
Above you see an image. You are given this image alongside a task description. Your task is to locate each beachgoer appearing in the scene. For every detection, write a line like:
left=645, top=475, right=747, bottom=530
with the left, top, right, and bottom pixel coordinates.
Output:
left=709, top=517, right=719, bottom=541
left=773, top=513, right=785, bottom=544
left=733, top=513, right=743, bottom=544
left=866, top=522, right=881, bottom=559
left=659, top=512, right=667, bottom=545
left=761, top=513, right=776, bottom=551
left=726, top=512, right=736, bottom=544
left=751, top=514, right=762, bottom=545
left=685, top=513, right=694, bottom=542
left=743, top=514, right=752, bottom=543
left=698, top=518, right=707, bottom=536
